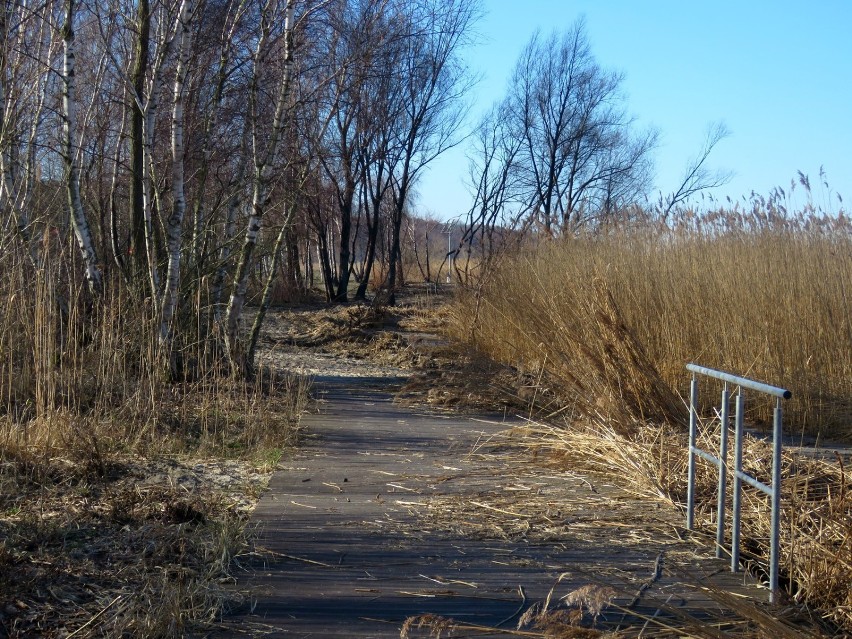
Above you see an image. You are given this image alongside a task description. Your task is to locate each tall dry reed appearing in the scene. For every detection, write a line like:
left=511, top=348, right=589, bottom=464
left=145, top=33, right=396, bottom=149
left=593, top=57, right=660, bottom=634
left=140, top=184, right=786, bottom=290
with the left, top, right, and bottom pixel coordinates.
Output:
left=454, top=225, right=852, bottom=440
left=1, top=232, right=308, bottom=636
left=1, top=233, right=307, bottom=461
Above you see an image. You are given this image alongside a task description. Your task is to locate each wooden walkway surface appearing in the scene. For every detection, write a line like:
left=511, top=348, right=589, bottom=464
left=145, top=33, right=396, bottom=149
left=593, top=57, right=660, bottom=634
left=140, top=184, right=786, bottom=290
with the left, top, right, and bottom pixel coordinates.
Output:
left=212, top=376, right=766, bottom=638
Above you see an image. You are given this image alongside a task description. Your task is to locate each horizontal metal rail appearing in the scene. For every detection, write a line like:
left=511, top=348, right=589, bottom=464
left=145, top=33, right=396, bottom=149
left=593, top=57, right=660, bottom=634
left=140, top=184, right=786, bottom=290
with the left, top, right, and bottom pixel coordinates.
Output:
left=736, top=470, right=774, bottom=496
left=690, top=446, right=721, bottom=467
left=686, top=364, right=792, bottom=399
left=686, top=364, right=791, bottom=604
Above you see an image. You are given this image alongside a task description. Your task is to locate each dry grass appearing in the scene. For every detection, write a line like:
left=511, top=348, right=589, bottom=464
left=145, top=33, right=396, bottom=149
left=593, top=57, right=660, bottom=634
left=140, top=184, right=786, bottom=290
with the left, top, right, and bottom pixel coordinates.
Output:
left=510, top=419, right=851, bottom=630
left=448, top=218, right=852, bottom=631
left=0, top=242, right=310, bottom=637
left=0, top=454, right=258, bottom=637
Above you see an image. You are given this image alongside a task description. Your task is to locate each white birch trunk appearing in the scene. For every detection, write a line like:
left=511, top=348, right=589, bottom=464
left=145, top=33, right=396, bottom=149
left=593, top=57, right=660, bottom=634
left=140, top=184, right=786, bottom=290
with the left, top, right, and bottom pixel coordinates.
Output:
left=159, top=0, right=193, bottom=348
left=62, top=0, right=102, bottom=295
left=245, top=202, right=297, bottom=371
left=224, top=0, right=295, bottom=375
left=140, top=18, right=180, bottom=300
left=212, top=124, right=251, bottom=321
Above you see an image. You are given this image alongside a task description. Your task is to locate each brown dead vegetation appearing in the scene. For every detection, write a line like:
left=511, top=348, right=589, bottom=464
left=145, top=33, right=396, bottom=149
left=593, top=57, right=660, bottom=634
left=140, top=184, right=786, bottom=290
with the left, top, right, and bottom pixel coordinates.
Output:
left=0, top=369, right=307, bottom=638
left=446, top=227, right=852, bottom=633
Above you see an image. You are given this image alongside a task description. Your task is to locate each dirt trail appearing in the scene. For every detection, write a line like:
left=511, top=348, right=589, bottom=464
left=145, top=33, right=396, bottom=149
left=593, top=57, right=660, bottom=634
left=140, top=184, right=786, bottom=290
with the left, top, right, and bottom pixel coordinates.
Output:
left=210, top=307, right=778, bottom=638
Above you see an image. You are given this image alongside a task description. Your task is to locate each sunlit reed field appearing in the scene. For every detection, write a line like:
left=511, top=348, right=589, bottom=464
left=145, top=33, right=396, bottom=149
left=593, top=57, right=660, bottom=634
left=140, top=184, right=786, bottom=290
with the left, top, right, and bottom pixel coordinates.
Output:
left=454, top=222, right=852, bottom=442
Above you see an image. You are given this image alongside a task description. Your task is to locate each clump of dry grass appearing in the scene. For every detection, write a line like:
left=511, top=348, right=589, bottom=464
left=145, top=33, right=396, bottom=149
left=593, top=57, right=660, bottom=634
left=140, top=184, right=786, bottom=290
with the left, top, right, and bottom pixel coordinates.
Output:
left=507, top=417, right=851, bottom=631
left=0, top=451, right=260, bottom=638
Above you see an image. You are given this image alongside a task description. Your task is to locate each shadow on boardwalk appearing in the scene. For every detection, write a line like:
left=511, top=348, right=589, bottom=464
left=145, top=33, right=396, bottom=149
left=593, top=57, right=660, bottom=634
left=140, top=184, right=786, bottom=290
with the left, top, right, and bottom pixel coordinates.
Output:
left=208, top=376, right=769, bottom=638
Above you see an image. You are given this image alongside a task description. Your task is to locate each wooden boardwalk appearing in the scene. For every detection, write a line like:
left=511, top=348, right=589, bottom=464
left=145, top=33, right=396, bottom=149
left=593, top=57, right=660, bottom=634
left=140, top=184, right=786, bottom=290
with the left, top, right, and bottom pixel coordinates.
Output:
left=212, top=376, right=767, bottom=638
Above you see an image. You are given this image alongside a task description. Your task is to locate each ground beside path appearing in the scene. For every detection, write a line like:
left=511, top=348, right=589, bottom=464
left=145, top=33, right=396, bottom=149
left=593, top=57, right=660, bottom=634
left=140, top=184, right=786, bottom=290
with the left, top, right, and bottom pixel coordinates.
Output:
left=211, top=370, right=769, bottom=638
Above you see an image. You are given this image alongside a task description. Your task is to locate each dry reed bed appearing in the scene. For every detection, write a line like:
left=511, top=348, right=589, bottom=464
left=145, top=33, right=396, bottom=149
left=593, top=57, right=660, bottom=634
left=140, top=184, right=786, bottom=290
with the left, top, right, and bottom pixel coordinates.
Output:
left=0, top=243, right=309, bottom=636
left=513, top=420, right=851, bottom=631
left=449, top=226, right=852, bottom=631
left=455, top=228, right=852, bottom=439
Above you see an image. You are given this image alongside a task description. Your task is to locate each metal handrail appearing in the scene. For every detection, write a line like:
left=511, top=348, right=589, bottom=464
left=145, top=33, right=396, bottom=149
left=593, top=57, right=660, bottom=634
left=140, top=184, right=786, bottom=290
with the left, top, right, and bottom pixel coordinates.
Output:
left=686, top=364, right=792, bottom=399
left=686, top=364, right=791, bottom=604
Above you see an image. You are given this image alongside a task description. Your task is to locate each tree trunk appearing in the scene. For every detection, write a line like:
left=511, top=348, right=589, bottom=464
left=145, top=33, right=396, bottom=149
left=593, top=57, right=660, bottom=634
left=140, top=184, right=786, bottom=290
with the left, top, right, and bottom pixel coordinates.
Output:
left=224, top=0, right=294, bottom=377
left=212, top=122, right=251, bottom=322
left=140, top=19, right=179, bottom=300
left=316, top=227, right=335, bottom=301
left=62, top=0, right=102, bottom=295
left=108, top=107, right=128, bottom=279
left=246, top=204, right=296, bottom=373
left=355, top=201, right=380, bottom=300
left=285, top=225, right=303, bottom=295
left=129, top=0, right=149, bottom=280
left=333, top=182, right=355, bottom=302
left=158, top=0, right=193, bottom=360
left=385, top=181, right=409, bottom=306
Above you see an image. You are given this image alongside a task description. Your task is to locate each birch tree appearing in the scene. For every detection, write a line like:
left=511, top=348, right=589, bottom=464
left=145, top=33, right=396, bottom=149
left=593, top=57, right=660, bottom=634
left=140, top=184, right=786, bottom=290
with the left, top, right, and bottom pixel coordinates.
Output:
left=62, top=0, right=103, bottom=294
left=158, top=0, right=194, bottom=355
left=224, top=0, right=296, bottom=376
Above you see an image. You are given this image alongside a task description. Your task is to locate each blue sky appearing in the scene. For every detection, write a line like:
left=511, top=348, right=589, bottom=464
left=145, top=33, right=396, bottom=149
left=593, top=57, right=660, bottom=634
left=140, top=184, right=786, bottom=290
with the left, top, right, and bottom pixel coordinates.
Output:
left=414, top=0, right=852, bottom=221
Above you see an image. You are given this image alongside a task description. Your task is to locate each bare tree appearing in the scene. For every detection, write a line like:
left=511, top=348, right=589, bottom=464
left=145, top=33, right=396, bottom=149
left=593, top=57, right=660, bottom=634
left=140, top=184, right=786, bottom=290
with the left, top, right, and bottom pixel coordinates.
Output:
left=504, top=19, right=656, bottom=235
left=458, top=102, right=523, bottom=275
left=224, top=0, right=296, bottom=376
left=313, top=0, right=369, bottom=302
left=2, top=0, right=491, bottom=384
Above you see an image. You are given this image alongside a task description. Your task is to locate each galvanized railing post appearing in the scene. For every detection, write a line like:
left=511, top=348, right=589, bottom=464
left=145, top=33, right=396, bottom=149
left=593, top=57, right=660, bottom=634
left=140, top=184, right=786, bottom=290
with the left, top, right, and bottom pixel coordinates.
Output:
left=686, top=374, right=698, bottom=531
left=731, top=390, right=745, bottom=572
left=769, top=398, right=783, bottom=603
left=715, top=383, right=729, bottom=559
